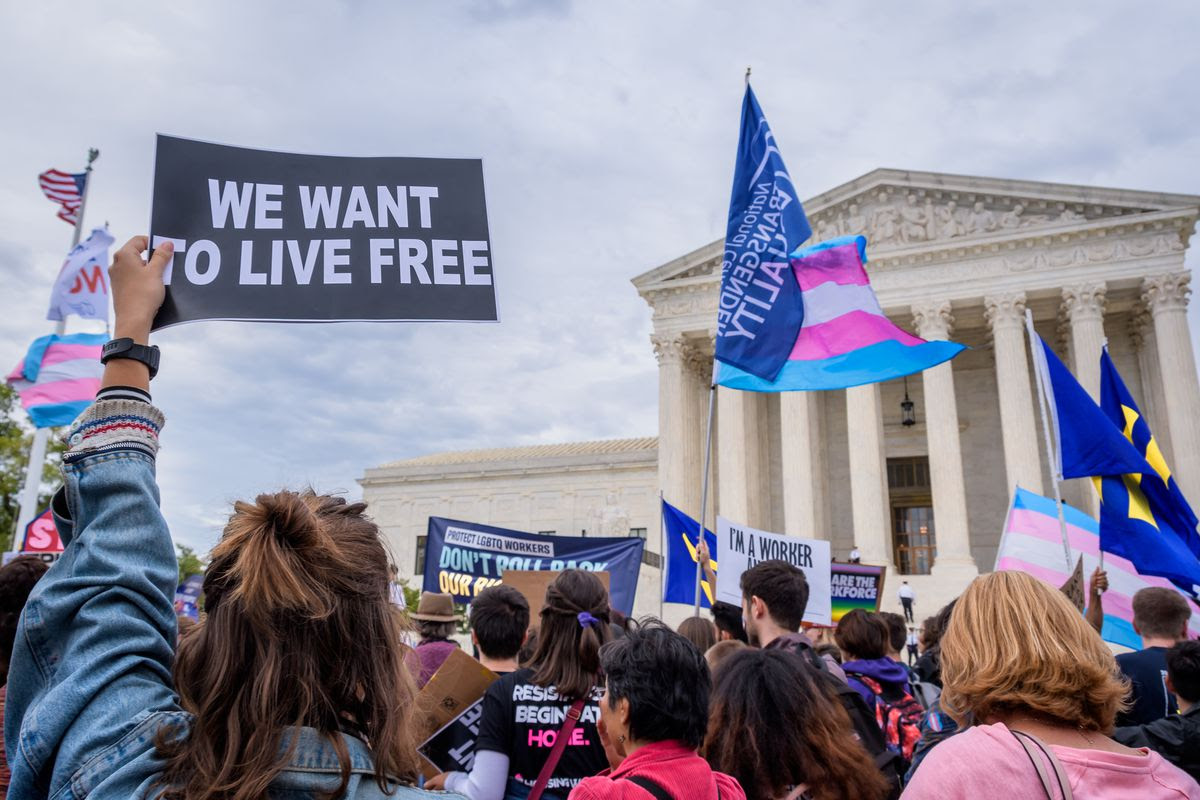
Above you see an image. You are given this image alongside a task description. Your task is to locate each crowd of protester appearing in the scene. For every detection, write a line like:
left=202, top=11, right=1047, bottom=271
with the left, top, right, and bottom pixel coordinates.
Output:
left=1, top=237, right=1199, bottom=799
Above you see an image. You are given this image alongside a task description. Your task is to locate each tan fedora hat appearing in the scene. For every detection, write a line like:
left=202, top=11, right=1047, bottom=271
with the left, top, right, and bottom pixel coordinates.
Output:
left=410, top=591, right=457, bottom=622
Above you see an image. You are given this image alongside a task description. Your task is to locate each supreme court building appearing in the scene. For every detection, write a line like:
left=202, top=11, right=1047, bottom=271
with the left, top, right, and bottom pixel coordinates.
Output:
left=361, top=169, right=1200, bottom=621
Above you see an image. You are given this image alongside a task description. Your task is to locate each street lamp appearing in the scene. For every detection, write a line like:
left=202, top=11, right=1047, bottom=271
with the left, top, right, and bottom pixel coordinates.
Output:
left=901, top=377, right=916, bottom=427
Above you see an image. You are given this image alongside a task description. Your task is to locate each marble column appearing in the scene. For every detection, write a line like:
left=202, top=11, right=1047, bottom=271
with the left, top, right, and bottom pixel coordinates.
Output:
left=1061, top=283, right=1107, bottom=517
left=1061, top=283, right=1108, bottom=400
left=846, top=384, right=894, bottom=569
left=780, top=391, right=825, bottom=538
left=984, top=292, right=1045, bottom=496
left=684, top=346, right=715, bottom=525
left=653, top=334, right=698, bottom=514
left=911, top=302, right=977, bottom=573
left=1131, top=309, right=1172, bottom=464
left=717, top=386, right=751, bottom=526
left=1143, top=273, right=1200, bottom=506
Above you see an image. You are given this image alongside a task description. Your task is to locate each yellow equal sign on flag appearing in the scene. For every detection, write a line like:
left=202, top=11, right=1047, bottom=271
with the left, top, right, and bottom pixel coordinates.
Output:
left=683, top=532, right=717, bottom=604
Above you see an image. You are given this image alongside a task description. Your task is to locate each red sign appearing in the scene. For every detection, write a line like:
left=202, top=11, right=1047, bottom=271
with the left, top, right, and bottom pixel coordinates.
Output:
left=23, top=508, right=63, bottom=552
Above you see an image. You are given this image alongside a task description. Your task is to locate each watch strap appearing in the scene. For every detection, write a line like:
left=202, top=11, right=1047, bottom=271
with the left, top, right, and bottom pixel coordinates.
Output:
left=101, top=338, right=160, bottom=379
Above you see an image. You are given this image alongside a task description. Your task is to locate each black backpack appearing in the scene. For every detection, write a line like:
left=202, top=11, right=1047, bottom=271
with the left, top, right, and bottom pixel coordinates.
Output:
left=777, top=638, right=905, bottom=799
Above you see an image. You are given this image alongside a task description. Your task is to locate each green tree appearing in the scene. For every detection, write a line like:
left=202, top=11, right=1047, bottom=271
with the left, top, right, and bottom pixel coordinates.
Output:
left=0, top=384, right=66, bottom=552
left=175, top=543, right=206, bottom=586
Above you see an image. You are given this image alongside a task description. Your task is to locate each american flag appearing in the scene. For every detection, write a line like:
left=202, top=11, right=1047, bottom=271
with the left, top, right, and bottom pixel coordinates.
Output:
left=38, top=168, right=88, bottom=226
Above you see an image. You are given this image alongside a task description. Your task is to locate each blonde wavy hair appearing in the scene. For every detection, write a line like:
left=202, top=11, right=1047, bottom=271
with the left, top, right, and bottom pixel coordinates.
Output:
left=940, top=570, right=1128, bottom=732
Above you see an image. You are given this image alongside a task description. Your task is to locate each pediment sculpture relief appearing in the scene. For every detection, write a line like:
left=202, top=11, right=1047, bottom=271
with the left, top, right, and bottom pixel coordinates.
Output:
left=810, top=190, right=1134, bottom=248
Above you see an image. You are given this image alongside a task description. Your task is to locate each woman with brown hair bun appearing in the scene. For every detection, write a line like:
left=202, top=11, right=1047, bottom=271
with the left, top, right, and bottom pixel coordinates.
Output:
left=429, top=569, right=612, bottom=800
left=3, top=237, right=461, bottom=799
left=704, top=648, right=889, bottom=800
left=903, top=571, right=1199, bottom=798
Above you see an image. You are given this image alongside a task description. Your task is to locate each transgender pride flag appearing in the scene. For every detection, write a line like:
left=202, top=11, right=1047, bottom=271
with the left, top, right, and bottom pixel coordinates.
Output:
left=6, top=333, right=106, bottom=428
left=716, top=236, right=964, bottom=391
left=997, top=487, right=1200, bottom=650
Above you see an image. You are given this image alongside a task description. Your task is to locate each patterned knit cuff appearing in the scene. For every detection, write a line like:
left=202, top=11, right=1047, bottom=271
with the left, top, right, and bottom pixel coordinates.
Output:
left=96, top=385, right=152, bottom=404
left=62, top=399, right=165, bottom=464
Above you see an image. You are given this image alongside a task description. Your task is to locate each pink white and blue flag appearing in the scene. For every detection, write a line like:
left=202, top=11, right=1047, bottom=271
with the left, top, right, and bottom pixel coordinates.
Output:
left=997, top=487, right=1200, bottom=650
left=716, top=236, right=965, bottom=391
left=5, top=333, right=106, bottom=428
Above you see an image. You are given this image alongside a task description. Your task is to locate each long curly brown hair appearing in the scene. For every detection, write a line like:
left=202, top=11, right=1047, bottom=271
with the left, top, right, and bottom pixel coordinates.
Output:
left=703, top=649, right=889, bottom=800
left=154, top=490, right=421, bottom=800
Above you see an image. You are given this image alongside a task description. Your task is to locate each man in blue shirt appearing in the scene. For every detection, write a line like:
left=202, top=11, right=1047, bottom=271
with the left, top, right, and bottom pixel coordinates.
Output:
left=1116, top=587, right=1194, bottom=726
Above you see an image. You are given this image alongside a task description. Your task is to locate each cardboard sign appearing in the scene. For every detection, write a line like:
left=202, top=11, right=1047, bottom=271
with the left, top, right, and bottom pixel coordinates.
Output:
left=149, top=135, right=498, bottom=328
left=414, top=648, right=499, bottom=779
left=501, top=569, right=611, bottom=619
left=714, top=516, right=832, bottom=626
left=829, top=562, right=886, bottom=624
left=423, top=517, right=642, bottom=615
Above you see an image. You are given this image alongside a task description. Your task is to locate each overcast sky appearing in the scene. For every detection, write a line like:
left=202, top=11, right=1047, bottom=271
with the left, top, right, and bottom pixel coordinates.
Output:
left=2, top=1, right=1199, bottom=553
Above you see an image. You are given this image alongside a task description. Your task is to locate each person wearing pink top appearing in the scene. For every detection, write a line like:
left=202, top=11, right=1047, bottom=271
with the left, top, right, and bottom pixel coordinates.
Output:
left=903, top=571, right=1199, bottom=799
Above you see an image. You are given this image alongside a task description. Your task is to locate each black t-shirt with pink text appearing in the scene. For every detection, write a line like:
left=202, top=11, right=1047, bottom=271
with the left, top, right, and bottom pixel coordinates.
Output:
left=475, top=667, right=607, bottom=798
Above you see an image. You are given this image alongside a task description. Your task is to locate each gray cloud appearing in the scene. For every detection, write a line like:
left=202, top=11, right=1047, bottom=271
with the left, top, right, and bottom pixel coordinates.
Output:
left=1, top=0, right=1198, bottom=554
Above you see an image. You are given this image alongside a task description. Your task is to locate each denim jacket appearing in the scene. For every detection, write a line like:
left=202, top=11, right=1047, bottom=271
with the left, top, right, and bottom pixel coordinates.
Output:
left=4, top=399, right=462, bottom=800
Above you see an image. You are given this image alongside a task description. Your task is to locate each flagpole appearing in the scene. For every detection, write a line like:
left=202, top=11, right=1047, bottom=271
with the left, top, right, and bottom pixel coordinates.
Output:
left=11, top=149, right=100, bottom=552
left=693, top=380, right=717, bottom=615
left=1025, top=309, right=1074, bottom=571
left=1098, top=340, right=1111, bottom=577
left=658, top=489, right=665, bottom=621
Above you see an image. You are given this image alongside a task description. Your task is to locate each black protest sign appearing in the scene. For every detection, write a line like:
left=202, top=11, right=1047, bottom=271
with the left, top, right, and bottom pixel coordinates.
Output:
left=149, top=135, right=498, bottom=328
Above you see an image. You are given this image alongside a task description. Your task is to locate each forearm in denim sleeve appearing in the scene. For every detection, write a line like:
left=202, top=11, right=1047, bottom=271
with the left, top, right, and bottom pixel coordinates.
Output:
left=5, top=400, right=178, bottom=797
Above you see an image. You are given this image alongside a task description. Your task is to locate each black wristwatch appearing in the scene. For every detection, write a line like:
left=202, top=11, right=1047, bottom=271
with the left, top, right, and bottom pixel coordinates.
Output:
left=100, top=338, right=161, bottom=379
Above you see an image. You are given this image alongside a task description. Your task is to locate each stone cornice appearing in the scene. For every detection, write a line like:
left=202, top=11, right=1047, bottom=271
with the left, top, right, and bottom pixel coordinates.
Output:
left=637, top=207, right=1195, bottom=299
left=360, top=448, right=659, bottom=486
left=638, top=216, right=1192, bottom=320
left=802, top=168, right=1200, bottom=217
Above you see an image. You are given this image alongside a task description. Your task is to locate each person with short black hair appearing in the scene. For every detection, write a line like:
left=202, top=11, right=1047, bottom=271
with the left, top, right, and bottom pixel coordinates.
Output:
left=1115, top=639, right=1200, bottom=782
left=1117, top=587, right=1194, bottom=726
left=469, top=585, right=529, bottom=674
left=570, top=622, right=745, bottom=799
left=710, top=601, right=748, bottom=643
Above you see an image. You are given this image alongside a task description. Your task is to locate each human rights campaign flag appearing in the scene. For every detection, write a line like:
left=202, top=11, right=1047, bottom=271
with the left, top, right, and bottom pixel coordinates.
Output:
left=1031, top=331, right=1200, bottom=598
left=662, top=500, right=717, bottom=607
left=714, top=85, right=811, bottom=382
left=1100, top=349, right=1200, bottom=559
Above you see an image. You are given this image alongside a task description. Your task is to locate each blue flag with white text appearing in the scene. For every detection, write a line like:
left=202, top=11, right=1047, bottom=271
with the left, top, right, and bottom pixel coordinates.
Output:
left=714, top=85, right=812, bottom=382
left=662, top=499, right=718, bottom=607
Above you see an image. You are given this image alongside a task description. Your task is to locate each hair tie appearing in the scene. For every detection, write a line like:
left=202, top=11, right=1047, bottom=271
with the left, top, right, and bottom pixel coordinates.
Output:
left=577, top=611, right=600, bottom=629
